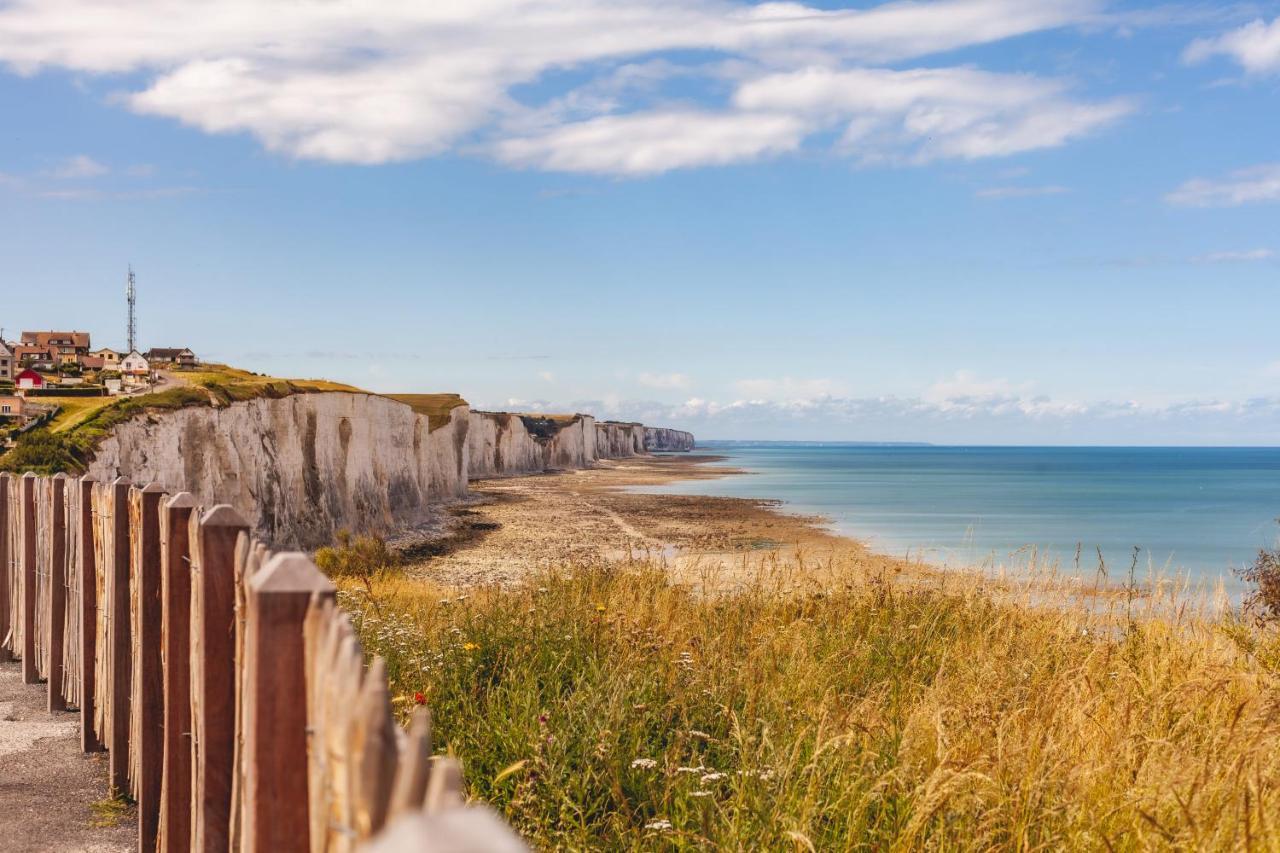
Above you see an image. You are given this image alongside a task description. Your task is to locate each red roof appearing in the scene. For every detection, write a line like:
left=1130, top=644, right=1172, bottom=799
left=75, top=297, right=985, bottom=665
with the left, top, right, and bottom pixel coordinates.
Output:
left=15, top=368, right=45, bottom=386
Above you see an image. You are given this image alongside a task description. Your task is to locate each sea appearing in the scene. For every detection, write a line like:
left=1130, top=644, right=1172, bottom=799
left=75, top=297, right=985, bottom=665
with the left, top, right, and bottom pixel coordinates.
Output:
left=639, top=443, right=1280, bottom=586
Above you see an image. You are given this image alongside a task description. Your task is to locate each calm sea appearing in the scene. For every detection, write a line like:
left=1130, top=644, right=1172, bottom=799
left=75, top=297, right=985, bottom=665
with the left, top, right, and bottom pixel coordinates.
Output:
left=641, top=444, right=1280, bottom=584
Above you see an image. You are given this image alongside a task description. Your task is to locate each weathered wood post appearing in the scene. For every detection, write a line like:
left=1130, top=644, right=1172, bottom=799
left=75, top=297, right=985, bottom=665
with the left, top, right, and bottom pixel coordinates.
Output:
left=107, top=476, right=132, bottom=794
left=79, top=475, right=103, bottom=753
left=47, top=473, right=68, bottom=712
left=242, top=553, right=336, bottom=853
left=0, top=473, right=11, bottom=664
left=159, top=492, right=196, bottom=852
left=135, top=483, right=167, bottom=851
left=191, top=505, right=249, bottom=853
left=21, top=472, right=37, bottom=684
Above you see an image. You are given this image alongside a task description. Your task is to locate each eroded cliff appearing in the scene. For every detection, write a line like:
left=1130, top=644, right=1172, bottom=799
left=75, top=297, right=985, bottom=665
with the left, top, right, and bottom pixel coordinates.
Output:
left=644, top=427, right=695, bottom=452
left=86, top=392, right=469, bottom=548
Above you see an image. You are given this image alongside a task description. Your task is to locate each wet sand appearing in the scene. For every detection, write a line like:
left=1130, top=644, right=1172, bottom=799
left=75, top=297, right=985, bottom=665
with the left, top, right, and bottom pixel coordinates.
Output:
left=405, top=454, right=912, bottom=588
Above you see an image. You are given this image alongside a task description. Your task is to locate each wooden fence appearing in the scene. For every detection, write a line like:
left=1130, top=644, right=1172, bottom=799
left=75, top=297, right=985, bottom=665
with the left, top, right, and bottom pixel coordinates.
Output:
left=0, top=472, right=520, bottom=852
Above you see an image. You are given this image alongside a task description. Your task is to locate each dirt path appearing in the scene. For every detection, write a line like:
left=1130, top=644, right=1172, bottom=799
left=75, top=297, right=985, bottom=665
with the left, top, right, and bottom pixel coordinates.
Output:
left=0, top=663, right=136, bottom=853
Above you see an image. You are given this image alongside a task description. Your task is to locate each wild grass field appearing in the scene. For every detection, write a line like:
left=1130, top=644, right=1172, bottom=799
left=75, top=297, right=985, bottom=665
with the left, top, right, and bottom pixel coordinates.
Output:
left=322, top=542, right=1280, bottom=851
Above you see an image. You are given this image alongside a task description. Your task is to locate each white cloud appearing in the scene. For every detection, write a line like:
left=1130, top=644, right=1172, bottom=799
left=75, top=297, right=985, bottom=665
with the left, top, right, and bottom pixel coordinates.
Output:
left=975, top=184, right=1069, bottom=199
left=734, top=66, right=1131, bottom=164
left=1166, top=163, right=1280, bottom=207
left=45, top=154, right=107, bottom=178
left=1184, top=17, right=1280, bottom=74
left=0, top=0, right=1122, bottom=174
left=637, top=371, right=692, bottom=390
left=1192, top=248, right=1275, bottom=263
left=497, top=110, right=806, bottom=175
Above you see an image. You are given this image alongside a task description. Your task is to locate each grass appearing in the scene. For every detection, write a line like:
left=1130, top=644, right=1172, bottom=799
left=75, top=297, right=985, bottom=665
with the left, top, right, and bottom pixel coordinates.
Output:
left=330, top=553, right=1280, bottom=850
left=386, top=393, right=469, bottom=431
left=1, top=363, right=364, bottom=474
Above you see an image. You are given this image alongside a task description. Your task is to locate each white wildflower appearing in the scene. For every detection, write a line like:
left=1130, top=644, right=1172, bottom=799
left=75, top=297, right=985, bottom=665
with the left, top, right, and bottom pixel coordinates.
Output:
left=630, top=758, right=658, bottom=770
left=688, top=730, right=713, bottom=740
left=675, top=765, right=705, bottom=774
left=690, top=790, right=712, bottom=798
left=700, top=772, right=726, bottom=783
left=644, top=819, right=672, bottom=832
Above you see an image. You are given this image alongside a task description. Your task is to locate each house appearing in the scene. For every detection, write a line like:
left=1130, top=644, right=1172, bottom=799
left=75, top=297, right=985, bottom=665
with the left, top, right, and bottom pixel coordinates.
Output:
left=21, top=331, right=91, bottom=365
left=145, top=347, right=198, bottom=367
left=81, top=355, right=106, bottom=371
left=15, top=345, right=56, bottom=370
left=91, top=348, right=121, bottom=367
left=120, top=350, right=151, bottom=377
left=0, top=395, right=24, bottom=419
left=0, top=340, right=12, bottom=384
left=15, top=368, right=46, bottom=391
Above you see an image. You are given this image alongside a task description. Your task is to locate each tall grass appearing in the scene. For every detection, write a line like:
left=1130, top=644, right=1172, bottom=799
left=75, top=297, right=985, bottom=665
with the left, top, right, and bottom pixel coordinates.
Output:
left=339, top=556, right=1280, bottom=850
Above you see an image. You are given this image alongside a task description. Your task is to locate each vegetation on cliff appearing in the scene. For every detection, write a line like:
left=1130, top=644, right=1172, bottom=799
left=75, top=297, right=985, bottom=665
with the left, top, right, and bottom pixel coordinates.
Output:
left=0, top=365, right=361, bottom=474
left=386, top=393, right=469, bottom=431
left=324, top=548, right=1280, bottom=849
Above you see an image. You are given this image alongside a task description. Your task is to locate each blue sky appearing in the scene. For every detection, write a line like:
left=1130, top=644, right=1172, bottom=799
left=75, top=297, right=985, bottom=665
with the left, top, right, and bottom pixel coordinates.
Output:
left=1, top=0, right=1279, bottom=443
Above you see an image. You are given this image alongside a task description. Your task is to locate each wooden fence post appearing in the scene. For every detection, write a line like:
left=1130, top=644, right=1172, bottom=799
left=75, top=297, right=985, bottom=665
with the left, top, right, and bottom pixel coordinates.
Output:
left=192, top=505, right=248, bottom=853
left=0, top=473, right=10, bottom=664
left=107, top=477, right=132, bottom=794
left=135, top=483, right=166, bottom=852
left=159, top=492, right=196, bottom=853
left=48, top=473, right=68, bottom=712
left=242, top=553, right=336, bottom=853
left=21, top=472, right=37, bottom=684
left=79, top=475, right=103, bottom=753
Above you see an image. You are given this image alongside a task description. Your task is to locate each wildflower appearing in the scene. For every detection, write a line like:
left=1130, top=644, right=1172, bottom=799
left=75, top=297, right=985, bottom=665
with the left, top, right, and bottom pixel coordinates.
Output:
left=688, top=730, right=713, bottom=740
left=413, top=691, right=426, bottom=705
left=595, top=604, right=606, bottom=613
left=630, top=758, right=658, bottom=770
left=439, top=598, right=451, bottom=605
left=690, top=790, right=712, bottom=798
left=675, top=765, right=705, bottom=774
left=463, top=642, right=479, bottom=652
left=700, top=772, right=726, bottom=783
left=644, top=819, right=672, bottom=832
left=538, top=587, right=548, bottom=594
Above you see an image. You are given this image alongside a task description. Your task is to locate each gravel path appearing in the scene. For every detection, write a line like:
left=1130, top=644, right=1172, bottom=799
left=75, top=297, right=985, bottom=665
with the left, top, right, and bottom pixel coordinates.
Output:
left=0, top=662, right=136, bottom=853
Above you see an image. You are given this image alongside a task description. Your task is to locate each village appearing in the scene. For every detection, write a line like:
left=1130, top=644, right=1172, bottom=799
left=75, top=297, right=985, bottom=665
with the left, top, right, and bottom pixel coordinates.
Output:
left=0, top=331, right=198, bottom=436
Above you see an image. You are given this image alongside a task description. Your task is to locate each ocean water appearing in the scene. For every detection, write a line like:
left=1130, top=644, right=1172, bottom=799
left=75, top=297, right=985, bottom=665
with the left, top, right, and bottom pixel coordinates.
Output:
left=640, top=444, right=1280, bottom=584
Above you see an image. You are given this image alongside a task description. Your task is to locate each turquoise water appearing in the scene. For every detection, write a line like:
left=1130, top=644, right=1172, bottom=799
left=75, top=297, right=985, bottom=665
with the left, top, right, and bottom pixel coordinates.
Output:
left=642, top=444, right=1280, bottom=584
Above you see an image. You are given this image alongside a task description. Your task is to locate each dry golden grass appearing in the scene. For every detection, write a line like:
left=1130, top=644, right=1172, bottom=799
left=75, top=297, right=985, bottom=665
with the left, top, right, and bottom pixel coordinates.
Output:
left=386, top=393, right=469, bottom=430
left=332, top=551, right=1280, bottom=850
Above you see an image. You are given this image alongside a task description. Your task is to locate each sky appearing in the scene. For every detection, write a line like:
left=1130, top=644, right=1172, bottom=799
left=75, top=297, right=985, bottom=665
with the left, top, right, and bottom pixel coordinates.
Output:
left=1, top=0, right=1279, bottom=444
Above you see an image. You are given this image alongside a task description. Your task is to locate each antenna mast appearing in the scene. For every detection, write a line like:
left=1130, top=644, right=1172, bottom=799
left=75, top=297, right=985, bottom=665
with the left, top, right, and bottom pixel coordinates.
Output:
left=126, top=266, right=137, bottom=353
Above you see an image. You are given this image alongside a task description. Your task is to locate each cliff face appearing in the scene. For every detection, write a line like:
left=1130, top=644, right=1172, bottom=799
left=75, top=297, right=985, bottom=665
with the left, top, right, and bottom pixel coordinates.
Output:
left=82, top=391, right=691, bottom=549
left=86, top=392, right=469, bottom=549
left=595, top=421, right=646, bottom=458
left=644, top=427, right=695, bottom=452
left=465, top=412, right=544, bottom=479
left=466, top=412, right=599, bottom=479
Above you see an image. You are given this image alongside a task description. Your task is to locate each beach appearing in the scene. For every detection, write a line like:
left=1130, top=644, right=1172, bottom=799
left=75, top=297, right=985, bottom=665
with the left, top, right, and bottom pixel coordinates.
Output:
left=405, top=453, right=906, bottom=588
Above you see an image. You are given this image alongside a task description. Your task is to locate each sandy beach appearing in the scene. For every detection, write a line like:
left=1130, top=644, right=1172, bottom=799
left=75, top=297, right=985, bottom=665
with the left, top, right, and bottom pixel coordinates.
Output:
left=405, top=453, right=911, bottom=588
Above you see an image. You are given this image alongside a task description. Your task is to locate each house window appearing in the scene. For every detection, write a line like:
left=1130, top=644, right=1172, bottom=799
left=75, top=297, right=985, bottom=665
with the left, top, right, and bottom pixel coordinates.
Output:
left=2, top=405, right=10, bottom=414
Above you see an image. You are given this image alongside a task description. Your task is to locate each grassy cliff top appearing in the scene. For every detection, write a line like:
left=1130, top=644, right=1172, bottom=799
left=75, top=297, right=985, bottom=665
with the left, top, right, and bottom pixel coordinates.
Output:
left=3, top=364, right=365, bottom=474
left=385, top=394, right=469, bottom=431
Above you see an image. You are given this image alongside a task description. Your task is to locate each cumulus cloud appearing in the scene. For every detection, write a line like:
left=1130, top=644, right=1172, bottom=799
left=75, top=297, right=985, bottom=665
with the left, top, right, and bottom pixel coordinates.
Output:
left=733, top=377, right=845, bottom=401
left=0, top=0, right=1125, bottom=174
left=1166, top=163, right=1280, bottom=207
left=1184, top=16, right=1280, bottom=74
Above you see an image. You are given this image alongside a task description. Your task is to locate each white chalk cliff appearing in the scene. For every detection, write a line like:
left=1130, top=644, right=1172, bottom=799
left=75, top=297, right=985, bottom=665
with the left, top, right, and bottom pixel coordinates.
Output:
left=84, top=392, right=691, bottom=548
